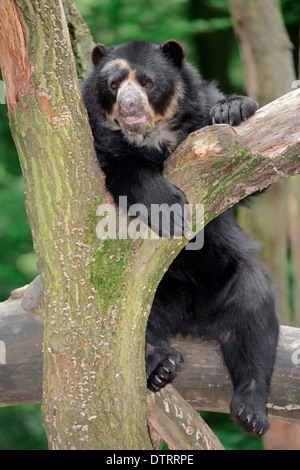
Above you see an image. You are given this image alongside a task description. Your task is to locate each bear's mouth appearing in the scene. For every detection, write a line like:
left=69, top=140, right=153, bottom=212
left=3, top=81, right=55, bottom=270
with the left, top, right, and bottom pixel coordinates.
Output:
left=123, top=115, right=147, bottom=125
left=120, top=114, right=151, bottom=133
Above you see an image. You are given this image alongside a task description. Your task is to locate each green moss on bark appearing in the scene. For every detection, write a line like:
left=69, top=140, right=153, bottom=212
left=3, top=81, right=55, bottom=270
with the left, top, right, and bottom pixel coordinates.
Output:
left=90, top=238, right=133, bottom=312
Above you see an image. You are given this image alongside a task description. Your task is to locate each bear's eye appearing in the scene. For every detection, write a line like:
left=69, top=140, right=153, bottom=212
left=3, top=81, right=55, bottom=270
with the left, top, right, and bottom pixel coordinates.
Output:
left=144, top=79, right=153, bottom=88
left=111, top=81, right=118, bottom=90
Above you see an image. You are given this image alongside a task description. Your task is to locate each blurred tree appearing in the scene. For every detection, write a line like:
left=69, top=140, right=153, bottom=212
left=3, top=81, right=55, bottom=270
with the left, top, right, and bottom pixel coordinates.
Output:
left=230, top=0, right=295, bottom=105
left=0, top=94, right=38, bottom=301
left=230, top=0, right=300, bottom=450
left=281, top=0, right=300, bottom=73
left=187, top=0, right=241, bottom=93
left=230, top=0, right=298, bottom=326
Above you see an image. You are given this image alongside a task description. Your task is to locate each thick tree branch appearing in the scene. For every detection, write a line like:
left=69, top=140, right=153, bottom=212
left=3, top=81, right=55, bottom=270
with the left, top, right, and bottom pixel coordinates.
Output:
left=0, top=281, right=299, bottom=425
left=147, top=385, right=225, bottom=450
left=165, top=89, right=300, bottom=228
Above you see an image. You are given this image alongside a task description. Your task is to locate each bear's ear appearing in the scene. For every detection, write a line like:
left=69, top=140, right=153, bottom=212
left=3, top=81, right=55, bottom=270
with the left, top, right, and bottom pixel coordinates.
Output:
left=91, top=44, right=109, bottom=66
left=160, top=40, right=186, bottom=66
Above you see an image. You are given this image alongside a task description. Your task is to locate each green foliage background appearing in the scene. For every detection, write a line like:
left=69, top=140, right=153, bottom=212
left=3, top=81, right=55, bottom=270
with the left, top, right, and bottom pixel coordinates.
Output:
left=0, top=0, right=299, bottom=451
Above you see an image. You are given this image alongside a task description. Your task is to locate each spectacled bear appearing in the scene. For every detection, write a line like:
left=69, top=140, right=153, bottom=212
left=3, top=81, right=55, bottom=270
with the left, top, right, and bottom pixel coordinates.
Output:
left=81, top=40, right=279, bottom=435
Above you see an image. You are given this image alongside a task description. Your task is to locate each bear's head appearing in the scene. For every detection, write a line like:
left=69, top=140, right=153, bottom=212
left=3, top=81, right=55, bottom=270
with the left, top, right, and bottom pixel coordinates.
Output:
left=90, top=40, right=186, bottom=138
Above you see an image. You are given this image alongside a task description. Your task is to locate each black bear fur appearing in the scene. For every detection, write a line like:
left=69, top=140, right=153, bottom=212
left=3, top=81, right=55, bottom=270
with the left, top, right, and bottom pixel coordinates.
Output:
left=81, top=40, right=279, bottom=435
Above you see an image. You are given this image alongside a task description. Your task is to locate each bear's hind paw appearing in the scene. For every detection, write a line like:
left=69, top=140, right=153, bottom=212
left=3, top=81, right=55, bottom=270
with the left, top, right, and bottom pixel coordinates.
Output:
left=230, top=392, right=270, bottom=435
left=147, top=352, right=183, bottom=392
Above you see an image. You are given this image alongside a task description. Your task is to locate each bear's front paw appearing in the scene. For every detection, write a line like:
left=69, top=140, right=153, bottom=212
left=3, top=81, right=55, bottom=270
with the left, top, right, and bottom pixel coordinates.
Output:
left=210, top=96, right=258, bottom=126
left=147, top=349, right=183, bottom=392
left=230, top=392, right=270, bottom=435
left=148, top=183, right=190, bottom=238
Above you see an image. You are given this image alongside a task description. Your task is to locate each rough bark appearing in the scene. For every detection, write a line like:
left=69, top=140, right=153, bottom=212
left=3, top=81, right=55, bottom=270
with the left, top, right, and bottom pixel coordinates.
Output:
left=0, top=0, right=299, bottom=451
left=147, top=385, right=225, bottom=450
left=60, top=0, right=94, bottom=80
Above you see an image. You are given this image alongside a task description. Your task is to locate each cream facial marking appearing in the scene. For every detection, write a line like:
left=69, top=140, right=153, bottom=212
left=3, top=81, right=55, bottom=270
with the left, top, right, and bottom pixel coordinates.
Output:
left=101, top=59, right=130, bottom=73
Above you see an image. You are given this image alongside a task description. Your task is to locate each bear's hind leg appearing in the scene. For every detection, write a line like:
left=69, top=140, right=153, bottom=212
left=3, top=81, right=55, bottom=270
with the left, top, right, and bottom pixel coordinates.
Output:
left=217, top=264, right=279, bottom=435
left=145, top=276, right=191, bottom=391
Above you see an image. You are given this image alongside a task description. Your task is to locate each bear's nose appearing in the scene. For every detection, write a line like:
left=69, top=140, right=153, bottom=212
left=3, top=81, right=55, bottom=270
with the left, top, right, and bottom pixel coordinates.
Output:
left=119, top=95, right=139, bottom=114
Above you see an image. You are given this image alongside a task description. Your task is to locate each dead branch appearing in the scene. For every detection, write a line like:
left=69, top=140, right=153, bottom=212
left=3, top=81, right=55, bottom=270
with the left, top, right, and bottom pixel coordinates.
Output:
left=1, top=279, right=299, bottom=425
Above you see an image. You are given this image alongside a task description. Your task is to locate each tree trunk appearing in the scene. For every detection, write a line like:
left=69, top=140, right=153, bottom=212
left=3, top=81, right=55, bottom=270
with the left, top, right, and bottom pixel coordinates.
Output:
left=0, top=0, right=299, bottom=450
left=0, top=0, right=153, bottom=450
